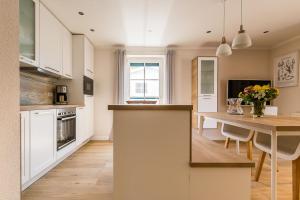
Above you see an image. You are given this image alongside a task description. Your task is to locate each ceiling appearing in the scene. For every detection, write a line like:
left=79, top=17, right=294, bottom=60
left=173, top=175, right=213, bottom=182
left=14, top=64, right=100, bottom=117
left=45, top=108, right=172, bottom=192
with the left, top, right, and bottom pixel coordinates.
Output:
left=42, top=0, right=300, bottom=48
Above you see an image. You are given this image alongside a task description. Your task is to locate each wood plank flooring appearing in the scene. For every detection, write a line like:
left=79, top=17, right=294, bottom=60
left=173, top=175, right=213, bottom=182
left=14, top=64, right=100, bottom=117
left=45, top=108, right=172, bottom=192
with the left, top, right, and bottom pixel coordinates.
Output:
left=22, top=142, right=113, bottom=200
left=22, top=139, right=294, bottom=200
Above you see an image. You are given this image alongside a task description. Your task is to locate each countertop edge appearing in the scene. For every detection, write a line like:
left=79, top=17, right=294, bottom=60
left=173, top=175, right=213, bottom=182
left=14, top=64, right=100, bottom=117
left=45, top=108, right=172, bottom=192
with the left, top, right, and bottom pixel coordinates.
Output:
left=189, top=162, right=255, bottom=168
left=20, top=104, right=84, bottom=111
left=108, top=105, right=193, bottom=111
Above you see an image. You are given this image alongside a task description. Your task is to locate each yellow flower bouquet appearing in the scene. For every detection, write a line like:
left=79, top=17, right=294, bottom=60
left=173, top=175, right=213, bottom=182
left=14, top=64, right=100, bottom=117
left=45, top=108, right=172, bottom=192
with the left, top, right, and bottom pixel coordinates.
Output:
left=239, top=85, right=279, bottom=117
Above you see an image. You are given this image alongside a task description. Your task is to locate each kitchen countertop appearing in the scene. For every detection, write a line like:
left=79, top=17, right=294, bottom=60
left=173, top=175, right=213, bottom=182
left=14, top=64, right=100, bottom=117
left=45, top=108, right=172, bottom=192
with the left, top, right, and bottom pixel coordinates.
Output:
left=20, top=104, right=84, bottom=111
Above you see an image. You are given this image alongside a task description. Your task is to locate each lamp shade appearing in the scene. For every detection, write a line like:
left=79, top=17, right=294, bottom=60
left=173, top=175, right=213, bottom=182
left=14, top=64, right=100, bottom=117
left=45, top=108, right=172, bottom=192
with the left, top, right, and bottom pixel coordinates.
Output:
left=232, top=28, right=252, bottom=49
left=216, top=37, right=232, bottom=57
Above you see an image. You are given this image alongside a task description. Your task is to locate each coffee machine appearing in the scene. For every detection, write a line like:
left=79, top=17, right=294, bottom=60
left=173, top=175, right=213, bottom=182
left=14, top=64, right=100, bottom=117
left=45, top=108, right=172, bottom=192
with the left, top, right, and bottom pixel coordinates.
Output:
left=54, top=85, right=68, bottom=105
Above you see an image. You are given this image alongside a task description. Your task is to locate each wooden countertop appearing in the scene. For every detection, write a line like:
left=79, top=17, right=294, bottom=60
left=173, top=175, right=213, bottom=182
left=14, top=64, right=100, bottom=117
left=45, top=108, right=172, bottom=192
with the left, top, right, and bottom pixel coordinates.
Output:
left=191, top=135, right=255, bottom=168
left=199, top=112, right=300, bottom=132
left=108, top=104, right=193, bottom=110
left=20, top=104, right=83, bottom=111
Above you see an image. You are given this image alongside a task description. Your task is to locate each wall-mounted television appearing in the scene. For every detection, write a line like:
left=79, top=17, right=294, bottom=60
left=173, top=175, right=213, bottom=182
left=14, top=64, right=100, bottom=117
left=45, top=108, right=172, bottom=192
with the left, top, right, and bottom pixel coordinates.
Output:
left=227, top=80, right=272, bottom=105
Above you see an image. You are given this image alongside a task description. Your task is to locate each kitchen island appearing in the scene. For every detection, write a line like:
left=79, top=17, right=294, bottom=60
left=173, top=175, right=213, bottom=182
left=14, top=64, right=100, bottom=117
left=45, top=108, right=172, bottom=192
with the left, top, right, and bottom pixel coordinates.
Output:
left=109, top=105, right=254, bottom=200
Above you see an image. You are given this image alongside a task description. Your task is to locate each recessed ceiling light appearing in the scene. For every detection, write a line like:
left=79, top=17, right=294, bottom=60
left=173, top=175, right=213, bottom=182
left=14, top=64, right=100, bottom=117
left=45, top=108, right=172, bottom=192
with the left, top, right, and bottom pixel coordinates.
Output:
left=90, top=29, right=95, bottom=32
left=263, top=31, right=269, bottom=34
left=78, top=11, right=85, bottom=16
left=206, top=30, right=212, bottom=34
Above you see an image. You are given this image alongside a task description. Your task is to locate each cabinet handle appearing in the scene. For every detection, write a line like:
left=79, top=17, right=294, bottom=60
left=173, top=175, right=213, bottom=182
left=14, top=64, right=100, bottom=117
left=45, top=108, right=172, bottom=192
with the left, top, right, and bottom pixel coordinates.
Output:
left=87, top=69, right=94, bottom=74
left=57, top=116, right=76, bottom=121
left=33, top=111, right=52, bottom=115
left=45, top=66, right=60, bottom=73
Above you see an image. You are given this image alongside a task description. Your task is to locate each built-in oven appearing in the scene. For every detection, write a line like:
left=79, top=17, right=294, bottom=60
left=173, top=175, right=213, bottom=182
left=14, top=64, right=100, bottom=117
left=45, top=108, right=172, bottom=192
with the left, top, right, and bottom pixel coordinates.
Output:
left=57, top=108, right=76, bottom=151
left=83, top=76, right=94, bottom=96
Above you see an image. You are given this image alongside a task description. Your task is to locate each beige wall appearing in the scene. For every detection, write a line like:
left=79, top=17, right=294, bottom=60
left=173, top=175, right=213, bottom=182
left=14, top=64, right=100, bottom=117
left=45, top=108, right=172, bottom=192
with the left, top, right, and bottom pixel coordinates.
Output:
left=0, top=0, right=21, bottom=199
left=174, top=49, right=271, bottom=111
left=93, top=49, right=117, bottom=140
left=93, top=48, right=271, bottom=139
left=271, top=37, right=300, bottom=114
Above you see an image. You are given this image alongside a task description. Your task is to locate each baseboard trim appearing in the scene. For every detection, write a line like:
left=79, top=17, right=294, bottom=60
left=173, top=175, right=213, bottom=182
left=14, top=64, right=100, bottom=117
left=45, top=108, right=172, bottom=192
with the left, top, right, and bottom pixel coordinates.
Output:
left=91, top=135, right=110, bottom=141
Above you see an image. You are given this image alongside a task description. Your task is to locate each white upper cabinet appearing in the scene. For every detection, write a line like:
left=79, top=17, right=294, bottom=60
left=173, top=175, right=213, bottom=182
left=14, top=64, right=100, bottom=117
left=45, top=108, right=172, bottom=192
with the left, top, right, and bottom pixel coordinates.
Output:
left=19, top=0, right=40, bottom=67
left=62, top=25, right=73, bottom=79
left=30, top=109, right=56, bottom=178
left=84, top=37, right=94, bottom=78
left=198, top=57, right=218, bottom=97
left=39, top=3, right=62, bottom=74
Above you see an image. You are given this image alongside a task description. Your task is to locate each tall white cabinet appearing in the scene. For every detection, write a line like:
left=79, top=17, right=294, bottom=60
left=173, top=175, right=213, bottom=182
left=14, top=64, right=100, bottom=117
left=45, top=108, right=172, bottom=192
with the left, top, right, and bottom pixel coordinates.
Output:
left=192, top=57, right=218, bottom=129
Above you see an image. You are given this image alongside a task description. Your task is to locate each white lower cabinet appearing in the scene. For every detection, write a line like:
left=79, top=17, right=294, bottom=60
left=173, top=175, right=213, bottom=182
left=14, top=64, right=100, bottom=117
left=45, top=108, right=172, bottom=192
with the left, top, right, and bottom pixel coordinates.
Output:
left=30, top=109, right=56, bottom=178
left=21, top=111, right=30, bottom=185
left=76, top=107, right=86, bottom=144
left=85, top=95, right=94, bottom=138
left=76, top=97, right=94, bottom=145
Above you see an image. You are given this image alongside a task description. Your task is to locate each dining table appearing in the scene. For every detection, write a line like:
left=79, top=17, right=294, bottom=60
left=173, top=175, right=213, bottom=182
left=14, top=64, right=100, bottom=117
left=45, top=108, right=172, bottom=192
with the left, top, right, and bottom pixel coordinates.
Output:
left=197, top=112, right=300, bottom=200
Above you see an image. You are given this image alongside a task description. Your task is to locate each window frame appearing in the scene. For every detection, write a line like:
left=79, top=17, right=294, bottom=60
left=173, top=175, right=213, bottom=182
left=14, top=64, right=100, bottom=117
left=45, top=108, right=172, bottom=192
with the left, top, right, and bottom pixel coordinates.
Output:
left=124, top=55, right=165, bottom=102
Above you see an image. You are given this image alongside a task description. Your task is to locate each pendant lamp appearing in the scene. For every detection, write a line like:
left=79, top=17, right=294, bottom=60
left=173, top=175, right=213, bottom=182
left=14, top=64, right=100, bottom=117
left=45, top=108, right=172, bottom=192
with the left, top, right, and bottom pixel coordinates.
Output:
left=216, top=0, right=232, bottom=57
left=232, top=0, right=252, bottom=49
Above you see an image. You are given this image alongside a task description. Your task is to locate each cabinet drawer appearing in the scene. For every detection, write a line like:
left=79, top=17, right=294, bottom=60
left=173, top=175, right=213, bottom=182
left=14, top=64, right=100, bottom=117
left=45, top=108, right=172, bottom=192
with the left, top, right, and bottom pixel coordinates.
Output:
left=198, top=97, right=217, bottom=128
left=198, top=97, right=217, bottom=112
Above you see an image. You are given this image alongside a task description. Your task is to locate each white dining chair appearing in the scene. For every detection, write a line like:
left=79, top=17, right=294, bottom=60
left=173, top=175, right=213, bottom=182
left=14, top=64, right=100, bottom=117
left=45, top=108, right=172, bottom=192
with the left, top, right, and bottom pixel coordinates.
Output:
left=254, top=109, right=300, bottom=200
left=222, top=124, right=254, bottom=160
left=222, top=106, right=279, bottom=160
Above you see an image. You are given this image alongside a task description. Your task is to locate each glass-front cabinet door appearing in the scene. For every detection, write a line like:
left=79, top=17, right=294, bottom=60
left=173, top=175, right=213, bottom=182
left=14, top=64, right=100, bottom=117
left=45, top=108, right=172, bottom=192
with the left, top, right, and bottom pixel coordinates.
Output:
left=198, top=57, right=218, bottom=96
left=19, top=0, right=39, bottom=66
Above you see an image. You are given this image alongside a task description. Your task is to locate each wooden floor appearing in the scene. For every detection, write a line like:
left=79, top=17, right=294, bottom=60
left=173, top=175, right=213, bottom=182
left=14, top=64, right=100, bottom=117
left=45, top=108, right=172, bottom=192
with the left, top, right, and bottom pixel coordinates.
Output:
left=22, top=139, right=293, bottom=200
left=22, top=142, right=113, bottom=200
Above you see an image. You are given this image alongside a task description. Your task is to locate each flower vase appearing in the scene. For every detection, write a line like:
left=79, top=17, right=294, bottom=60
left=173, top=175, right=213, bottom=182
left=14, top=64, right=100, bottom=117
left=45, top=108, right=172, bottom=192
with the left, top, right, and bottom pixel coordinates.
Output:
left=251, top=101, right=266, bottom=118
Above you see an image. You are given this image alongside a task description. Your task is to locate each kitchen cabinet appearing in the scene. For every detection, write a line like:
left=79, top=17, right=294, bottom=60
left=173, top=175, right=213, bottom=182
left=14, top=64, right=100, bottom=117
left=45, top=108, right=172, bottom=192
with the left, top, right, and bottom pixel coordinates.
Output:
left=76, top=107, right=86, bottom=144
left=30, top=109, right=56, bottom=178
left=21, top=111, right=30, bottom=185
left=192, top=57, right=218, bottom=129
left=39, top=3, right=62, bottom=75
left=84, top=37, right=95, bottom=78
left=19, top=0, right=40, bottom=67
left=85, top=95, right=94, bottom=138
left=62, top=25, right=73, bottom=79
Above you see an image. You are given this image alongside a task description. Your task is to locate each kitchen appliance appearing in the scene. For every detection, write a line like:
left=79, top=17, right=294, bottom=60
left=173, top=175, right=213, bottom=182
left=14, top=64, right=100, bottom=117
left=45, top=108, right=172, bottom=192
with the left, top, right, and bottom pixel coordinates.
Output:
left=83, top=76, right=94, bottom=96
left=54, top=85, right=68, bottom=105
left=57, top=108, right=76, bottom=151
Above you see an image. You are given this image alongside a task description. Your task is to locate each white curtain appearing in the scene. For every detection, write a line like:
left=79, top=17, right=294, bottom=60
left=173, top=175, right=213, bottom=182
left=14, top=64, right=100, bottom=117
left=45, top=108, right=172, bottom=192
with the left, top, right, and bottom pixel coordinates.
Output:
left=165, top=49, right=175, bottom=104
left=115, top=49, right=126, bottom=104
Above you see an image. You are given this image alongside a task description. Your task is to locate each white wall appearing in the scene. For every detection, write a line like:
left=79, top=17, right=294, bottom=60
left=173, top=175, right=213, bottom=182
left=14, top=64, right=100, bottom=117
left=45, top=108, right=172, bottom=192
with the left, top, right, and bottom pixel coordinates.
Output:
left=93, top=49, right=117, bottom=140
left=93, top=48, right=271, bottom=140
left=0, top=0, right=21, bottom=199
left=271, top=37, right=300, bottom=114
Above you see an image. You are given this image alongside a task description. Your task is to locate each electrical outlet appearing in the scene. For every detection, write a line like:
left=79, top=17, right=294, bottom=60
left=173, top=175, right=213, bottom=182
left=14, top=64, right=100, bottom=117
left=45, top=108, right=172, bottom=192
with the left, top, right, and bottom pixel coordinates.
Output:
left=48, top=92, right=53, bottom=97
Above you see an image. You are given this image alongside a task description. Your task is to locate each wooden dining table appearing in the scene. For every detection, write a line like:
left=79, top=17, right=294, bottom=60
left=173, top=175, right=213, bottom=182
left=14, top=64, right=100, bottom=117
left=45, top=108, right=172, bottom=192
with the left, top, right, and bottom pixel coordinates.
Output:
left=197, top=112, right=300, bottom=200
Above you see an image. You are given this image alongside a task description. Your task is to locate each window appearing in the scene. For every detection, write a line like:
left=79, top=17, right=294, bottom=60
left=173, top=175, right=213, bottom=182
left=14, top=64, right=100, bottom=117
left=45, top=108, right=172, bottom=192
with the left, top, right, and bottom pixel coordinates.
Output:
left=124, top=56, right=165, bottom=103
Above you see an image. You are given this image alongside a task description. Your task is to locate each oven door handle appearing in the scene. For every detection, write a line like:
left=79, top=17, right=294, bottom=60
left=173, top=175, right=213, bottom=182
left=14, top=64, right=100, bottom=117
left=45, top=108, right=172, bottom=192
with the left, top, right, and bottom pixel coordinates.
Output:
left=58, top=116, right=76, bottom=121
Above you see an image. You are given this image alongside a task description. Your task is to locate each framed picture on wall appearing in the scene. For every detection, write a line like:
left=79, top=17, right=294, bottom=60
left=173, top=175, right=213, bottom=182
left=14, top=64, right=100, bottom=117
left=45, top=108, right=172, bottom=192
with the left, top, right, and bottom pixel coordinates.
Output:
left=274, top=51, right=299, bottom=87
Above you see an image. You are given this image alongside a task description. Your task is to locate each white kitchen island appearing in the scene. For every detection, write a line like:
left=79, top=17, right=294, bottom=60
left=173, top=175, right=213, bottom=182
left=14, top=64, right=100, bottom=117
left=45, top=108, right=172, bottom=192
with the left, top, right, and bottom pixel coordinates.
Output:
left=109, top=105, right=254, bottom=200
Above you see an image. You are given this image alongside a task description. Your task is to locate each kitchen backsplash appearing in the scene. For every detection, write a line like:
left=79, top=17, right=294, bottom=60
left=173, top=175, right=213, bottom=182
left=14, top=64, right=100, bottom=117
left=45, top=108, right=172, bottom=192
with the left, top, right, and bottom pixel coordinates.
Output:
left=20, top=72, right=57, bottom=105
